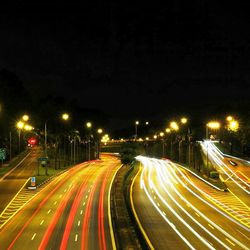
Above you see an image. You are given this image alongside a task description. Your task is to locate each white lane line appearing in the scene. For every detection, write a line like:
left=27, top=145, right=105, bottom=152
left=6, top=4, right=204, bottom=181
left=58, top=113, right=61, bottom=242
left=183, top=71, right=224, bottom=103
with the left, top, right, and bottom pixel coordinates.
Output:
left=31, top=233, right=36, bottom=240
left=85, top=195, right=88, bottom=199
left=54, top=201, right=57, bottom=205
left=80, top=210, right=83, bottom=215
left=195, top=212, right=200, bottom=217
left=208, top=224, right=214, bottom=230
left=83, top=202, right=85, bottom=206
left=47, top=209, right=51, bottom=214
left=64, top=189, right=67, bottom=193
left=225, top=238, right=235, bottom=246
left=157, top=202, right=160, bottom=207
left=163, top=211, right=166, bottom=216
left=40, top=220, right=44, bottom=225
left=88, top=189, right=90, bottom=193
left=59, top=194, right=62, bottom=198
left=236, top=229, right=250, bottom=241
left=78, top=220, right=81, bottom=226
left=75, top=234, right=78, bottom=242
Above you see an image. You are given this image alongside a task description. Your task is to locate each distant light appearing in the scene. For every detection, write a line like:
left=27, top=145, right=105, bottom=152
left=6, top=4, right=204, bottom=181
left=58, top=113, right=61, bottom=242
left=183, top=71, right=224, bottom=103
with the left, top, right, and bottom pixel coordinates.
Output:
left=146, top=137, right=149, bottom=140
left=135, top=121, right=139, bottom=125
left=62, top=113, right=69, bottom=121
left=22, top=115, right=29, bottom=122
left=170, top=121, right=179, bottom=131
left=145, top=121, right=149, bottom=125
left=160, top=132, right=164, bottom=137
left=181, top=117, right=188, bottom=124
left=207, top=121, right=220, bottom=129
left=153, top=135, right=157, bottom=139
left=228, top=120, right=239, bottom=132
left=86, top=122, right=92, bottom=128
left=138, top=138, right=143, bottom=142
left=17, top=121, right=24, bottom=129
left=226, top=116, right=233, bottom=122
left=165, top=128, right=171, bottom=133
left=97, top=128, right=103, bottom=134
left=24, top=124, right=33, bottom=131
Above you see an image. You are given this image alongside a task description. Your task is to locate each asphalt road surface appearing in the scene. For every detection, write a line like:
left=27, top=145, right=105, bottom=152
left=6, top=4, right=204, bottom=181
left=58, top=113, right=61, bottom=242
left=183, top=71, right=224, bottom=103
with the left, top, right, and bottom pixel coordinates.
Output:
left=0, top=154, right=121, bottom=250
left=132, top=156, right=250, bottom=250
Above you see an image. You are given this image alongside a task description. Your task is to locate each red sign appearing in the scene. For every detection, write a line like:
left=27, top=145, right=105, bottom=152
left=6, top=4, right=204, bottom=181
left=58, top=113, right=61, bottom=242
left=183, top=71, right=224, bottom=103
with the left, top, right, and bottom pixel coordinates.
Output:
left=28, top=137, right=37, bottom=146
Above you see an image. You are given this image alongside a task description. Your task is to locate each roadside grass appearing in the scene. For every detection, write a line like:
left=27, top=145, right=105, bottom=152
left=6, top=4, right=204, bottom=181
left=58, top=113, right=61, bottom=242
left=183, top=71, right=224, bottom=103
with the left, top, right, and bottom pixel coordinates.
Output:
left=33, top=165, right=71, bottom=186
left=0, top=150, right=30, bottom=178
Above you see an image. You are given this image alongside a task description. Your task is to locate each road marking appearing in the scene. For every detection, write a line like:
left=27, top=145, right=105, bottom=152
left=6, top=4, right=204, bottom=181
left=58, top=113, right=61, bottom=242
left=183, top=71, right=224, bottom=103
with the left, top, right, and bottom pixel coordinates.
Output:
left=31, top=233, right=36, bottom=240
left=59, top=194, right=62, bottom=198
left=64, top=189, right=67, bottom=193
left=75, top=234, right=78, bottom=242
left=208, top=224, right=214, bottom=229
left=154, top=196, right=156, bottom=199
left=80, top=210, right=83, bottom=215
left=83, top=202, right=85, bottom=206
left=88, top=189, right=90, bottom=193
left=162, top=211, right=166, bottom=216
left=237, top=229, right=250, bottom=240
left=157, top=202, right=160, bottom=207
left=54, top=201, right=57, bottom=205
left=225, top=238, right=235, bottom=246
left=78, top=220, right=81, bottom=226
left=40, top=220, right=44, bottom=225
left=47, top=209, right=51, bottom=214
left=85, top=195, right=88, bottom=199
left=195, top=212, right=200, bottom=217
left=186, top=203, right=190, bottom=207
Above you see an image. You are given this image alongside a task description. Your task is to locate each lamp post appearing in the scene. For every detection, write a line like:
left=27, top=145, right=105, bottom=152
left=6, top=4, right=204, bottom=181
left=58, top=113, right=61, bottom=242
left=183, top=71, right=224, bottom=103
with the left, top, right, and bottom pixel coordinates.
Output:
left=16, top=121, right=24, bottom=153
left=86, top=122, right=92, bottom=161
left=135, top=121, right=139, bottom=140
left=97, top=128, right=103, bottom=159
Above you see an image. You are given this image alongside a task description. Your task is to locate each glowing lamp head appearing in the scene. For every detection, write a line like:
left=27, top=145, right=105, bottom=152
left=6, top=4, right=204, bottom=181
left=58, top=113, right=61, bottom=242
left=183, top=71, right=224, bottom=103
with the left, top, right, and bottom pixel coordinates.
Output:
left=97, top=128, right=103, bottom=134
left=228, top=120, right=239, bottom=132
left=170, top=121, right=179, bottom=131
left=165, top=128, right=171, bottom=133
left=160, top=132, right=164, bottom=137
left=207, top=121, right=220, bottom=129
left=22, top=115, right=29, bottom=122
left=86, top=122, right=92, bottom=128
left=62, top=113, right=69, bottom=121
left=181, top=117, right=188, bottom=124
left=135, top=121, right=139, bottom=125
left=17, top=121, right=24, bottom=129
left=226, top=116, right=233, bottom=122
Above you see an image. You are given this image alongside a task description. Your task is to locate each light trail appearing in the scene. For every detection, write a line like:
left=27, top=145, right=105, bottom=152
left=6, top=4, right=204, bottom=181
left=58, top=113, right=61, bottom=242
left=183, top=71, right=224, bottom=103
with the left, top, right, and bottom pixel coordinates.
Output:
left=39, top=184, right=76, bottom=250
left=136, top=156, right=250, bottom=250
left=200, top=140, right=250, bottom=194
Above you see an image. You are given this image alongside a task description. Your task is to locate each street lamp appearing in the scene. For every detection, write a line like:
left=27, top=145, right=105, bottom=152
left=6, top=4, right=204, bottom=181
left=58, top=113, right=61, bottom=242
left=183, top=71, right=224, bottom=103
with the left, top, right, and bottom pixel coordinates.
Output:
left=62, top=113, right=69, bottom=121
left=16, top=121, right=24, bottom=153
left=22, top=115, right=29, bottom=122
left=181, top=117, right=188, bottom=124
left=135, top=121, right=139, bottom=140
left=86, top=122, right=92, bottom=160
left=170, top=121, right=179, bottom=131
left=206, top=121, right=220, bottom=139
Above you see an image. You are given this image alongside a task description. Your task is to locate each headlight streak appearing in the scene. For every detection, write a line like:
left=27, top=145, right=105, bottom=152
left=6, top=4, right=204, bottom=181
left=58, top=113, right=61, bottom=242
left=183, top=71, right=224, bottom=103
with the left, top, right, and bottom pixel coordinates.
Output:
left=140, top=172, right=196, bottom=250
left=200, top=141, right=250, bottom=194
left=168, top=161, right=250, bottom=237
left=137, top=156, right=250, bottom=250
left=147, top=160, right=224, bottom=250
left=155, top=161, right=235, bottom=250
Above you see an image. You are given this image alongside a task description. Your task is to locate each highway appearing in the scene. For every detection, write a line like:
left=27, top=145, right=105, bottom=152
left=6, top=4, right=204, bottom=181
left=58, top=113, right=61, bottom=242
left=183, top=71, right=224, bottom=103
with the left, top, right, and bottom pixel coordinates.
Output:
left=0, top=154, right=121, bottom=250
left=131, top=156, right=250, bottom=250
left=0, top=148, right=40, bottom=214
left=200, top=140, right=250, bottom=208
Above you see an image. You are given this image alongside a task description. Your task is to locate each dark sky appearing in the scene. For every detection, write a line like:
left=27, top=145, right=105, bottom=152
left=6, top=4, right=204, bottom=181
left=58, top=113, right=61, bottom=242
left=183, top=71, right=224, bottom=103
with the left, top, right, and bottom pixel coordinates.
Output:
left=1, top=2, right=250, bottom=128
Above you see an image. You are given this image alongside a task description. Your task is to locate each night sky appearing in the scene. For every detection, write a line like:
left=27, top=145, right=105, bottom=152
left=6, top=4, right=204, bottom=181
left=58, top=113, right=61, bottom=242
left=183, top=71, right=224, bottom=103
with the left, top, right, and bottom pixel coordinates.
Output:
left=1, top=2, right=250, bottom=129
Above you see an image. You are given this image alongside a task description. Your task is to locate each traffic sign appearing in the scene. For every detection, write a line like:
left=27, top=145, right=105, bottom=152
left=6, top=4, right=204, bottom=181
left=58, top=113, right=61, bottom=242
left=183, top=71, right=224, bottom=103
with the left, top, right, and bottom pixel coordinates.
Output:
left=37, top=157, right=49, bottom=162
left=0, top=148, right=6, bottom=161
left=31, top=177, right=36, bottom=186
